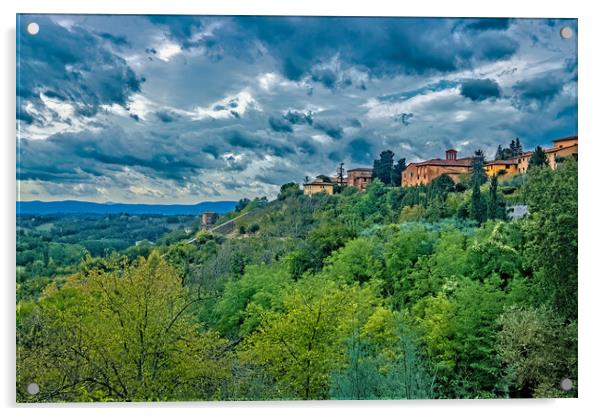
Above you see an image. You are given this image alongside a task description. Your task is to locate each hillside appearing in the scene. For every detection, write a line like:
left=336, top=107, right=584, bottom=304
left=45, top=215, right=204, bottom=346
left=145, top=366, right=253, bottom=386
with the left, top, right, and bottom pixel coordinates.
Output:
left=16, top=161, right=578, bottom=401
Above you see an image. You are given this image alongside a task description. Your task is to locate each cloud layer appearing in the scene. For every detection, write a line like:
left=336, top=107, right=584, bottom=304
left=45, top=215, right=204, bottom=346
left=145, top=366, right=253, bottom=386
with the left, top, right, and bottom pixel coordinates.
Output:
left=16, top=15, right=578, bottom=203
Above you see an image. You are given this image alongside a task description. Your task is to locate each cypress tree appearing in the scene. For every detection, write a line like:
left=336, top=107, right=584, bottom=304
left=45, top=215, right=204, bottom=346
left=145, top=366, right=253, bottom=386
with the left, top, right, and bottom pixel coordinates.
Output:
left=495, top=145, right=504, bottom=160
left=487, top=174, right=506, bottom=220
left=469, top=150, right=487, bottom=223
left=372, top=150, right=395, bottom=185
left=528, top=146, right=549, bottom=169
left=391, top=158, right=406, bottom=187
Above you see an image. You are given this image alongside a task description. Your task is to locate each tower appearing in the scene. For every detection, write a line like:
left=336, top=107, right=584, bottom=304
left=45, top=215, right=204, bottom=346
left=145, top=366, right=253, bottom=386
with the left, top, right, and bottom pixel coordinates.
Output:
left=445, top=149, right=458, bottom=160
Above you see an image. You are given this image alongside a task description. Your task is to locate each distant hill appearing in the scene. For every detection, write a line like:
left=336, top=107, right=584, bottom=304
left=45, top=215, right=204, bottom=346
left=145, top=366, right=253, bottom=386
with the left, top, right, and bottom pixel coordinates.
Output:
left=17, top=200, right=237, bottom=216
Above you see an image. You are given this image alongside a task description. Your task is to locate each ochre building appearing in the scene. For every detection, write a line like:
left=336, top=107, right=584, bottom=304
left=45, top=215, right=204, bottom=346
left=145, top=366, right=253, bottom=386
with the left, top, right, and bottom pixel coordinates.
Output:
left=403, top=135, right=578, bottom=186
left=303, top=180, right=335, bottom=196
left=401, top=149, right=471, bottom=187
left=546, top=136, right=578, bottom=170
left=485, top=160, right=519, bottom=178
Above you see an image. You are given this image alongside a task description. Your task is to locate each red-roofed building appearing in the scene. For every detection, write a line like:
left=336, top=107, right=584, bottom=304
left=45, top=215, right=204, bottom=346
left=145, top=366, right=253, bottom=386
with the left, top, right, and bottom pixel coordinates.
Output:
left=347, top=168, right=373, bottom=191
left=401, top=149, right=471, bottom=186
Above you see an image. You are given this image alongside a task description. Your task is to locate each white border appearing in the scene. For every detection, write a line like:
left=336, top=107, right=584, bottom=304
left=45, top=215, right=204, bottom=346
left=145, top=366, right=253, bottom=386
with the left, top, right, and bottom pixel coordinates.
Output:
left=2, top=1, right=601, bottom=415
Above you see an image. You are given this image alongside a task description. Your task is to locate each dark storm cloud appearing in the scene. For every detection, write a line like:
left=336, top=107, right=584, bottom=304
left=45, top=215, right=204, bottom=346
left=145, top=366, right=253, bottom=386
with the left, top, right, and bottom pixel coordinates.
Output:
left=298, top=141, right=317, bottom=156
left=208, top=16, right=522, bottom=86
left=395, top=113, right=414, bottom=126
left=147, top=15, right=204, bottom=49
left=216, top=127, right=296, bottom=158
left=512, top=75, right=564, bottom=108
left=155, top=110, right=179, bottom=123
left=474, top=32, right=520, bottom=61
left=17, top=128, right=216, bottom=185
left=346, top=138, right=373, bottom=164
left=464, top=18, right=511, bottom=32
left=283, top=110, right=313, bottom=125
left=460, top=78, right=502, bottom=101
left=268, top=116, right=294, bottom=133
left=98, top=32, right=130, bottom=47
left=314, top=121, right=344, bottom=139
left=17, top=16, right=143, bottom=124
left=310, top=68, right=338, bottom=89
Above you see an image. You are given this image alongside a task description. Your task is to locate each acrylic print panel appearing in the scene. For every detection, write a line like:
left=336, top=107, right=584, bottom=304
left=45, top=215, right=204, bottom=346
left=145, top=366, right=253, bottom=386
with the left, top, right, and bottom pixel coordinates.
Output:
left=16, top=15, right=578, bottom=402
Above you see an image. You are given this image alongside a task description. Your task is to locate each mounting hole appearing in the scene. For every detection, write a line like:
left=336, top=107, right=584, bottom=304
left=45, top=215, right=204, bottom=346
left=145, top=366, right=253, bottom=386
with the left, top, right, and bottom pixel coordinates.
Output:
left=560, top=378, right=573, bottom=391
left=560, top=26, right=573, bottom=39
left=26, top=382, right=40, bottom=395
left=26, top=22, right=40, bottom=36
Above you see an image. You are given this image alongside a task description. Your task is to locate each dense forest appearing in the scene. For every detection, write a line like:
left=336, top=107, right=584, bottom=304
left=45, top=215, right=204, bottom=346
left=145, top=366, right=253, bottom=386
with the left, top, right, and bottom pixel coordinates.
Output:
left=16, top=156, right=578, bottom=402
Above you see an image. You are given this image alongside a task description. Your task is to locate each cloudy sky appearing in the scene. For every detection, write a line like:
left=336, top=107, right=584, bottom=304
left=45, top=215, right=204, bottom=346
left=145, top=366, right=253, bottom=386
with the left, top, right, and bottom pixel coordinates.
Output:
left=17, top=15, right=577, bottom=203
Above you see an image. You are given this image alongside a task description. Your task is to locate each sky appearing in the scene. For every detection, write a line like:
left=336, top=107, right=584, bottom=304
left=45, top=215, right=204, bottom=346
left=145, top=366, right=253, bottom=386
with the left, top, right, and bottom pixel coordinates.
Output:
left=16, top=15, right=577, bottom=203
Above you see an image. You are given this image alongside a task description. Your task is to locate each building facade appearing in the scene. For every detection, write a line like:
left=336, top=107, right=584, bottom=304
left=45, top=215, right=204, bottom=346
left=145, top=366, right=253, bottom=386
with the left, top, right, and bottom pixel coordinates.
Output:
left=201, top=211, right=219, bottom=227
left=485, top=160, right=519, bottom=178
left=402, top=149, right=471, bottom=187
left=347, top=168, right=373, bottom=191
left=303, top=181, right=335, bottom=196
left=486, top=135, right=578, bottom=176
left=546, top=136, right=578, bottom=170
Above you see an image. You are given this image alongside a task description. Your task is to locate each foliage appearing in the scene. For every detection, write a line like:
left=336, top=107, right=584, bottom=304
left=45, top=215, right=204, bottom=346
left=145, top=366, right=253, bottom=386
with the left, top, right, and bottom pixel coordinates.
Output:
left=15, top=156, right=578, bottom=401
left=497, top=306, right=577, bottom=398
left=240, top=278, right=382, bottom=399
left=278, top=182, right=302, bottom=200
left=528, top=146, right=549, bottom=169
left=521, top=160, right=578, bottom=319
left=17, top=252, right=231, bottom=402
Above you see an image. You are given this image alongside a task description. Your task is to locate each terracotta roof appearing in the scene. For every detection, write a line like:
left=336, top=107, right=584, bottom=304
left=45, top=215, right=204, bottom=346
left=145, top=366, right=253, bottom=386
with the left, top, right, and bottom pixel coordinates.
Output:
left=486, top=160, right=518, bottom=166
left=304, top=181, right=334, bottom=186
left=409, top=157, right=472, bottom=167
left=512, top=152, right=533, bottom=158
left=552, top=135, right=578, bottom=143
left=546, top=143, right=578, bottom=153
left=347, top=167, right=373, bottom=172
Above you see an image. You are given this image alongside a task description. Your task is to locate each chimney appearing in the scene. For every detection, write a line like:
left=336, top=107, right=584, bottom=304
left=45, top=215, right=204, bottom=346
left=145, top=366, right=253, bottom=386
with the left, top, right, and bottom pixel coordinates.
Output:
left=446, top=149, right=458, bottom=160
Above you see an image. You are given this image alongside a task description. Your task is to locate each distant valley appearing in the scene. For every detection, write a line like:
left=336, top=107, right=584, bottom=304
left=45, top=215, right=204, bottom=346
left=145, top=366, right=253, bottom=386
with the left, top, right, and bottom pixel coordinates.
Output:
left=16, top=200, right=237, bottom=216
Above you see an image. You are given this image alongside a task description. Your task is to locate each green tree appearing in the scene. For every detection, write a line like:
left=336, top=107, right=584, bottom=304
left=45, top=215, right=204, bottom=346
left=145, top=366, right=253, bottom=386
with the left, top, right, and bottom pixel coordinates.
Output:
left=528, top=146, right=549, bottom=169
left=487, top=174, right=506, bottom=220
left=521, top=160, right=577, bottom=319
left=497, top=306, right=577, bottom=398
left=469, top=150, right=487, bottom=224
left=321, top=237, right=384, bottom=284
left=391, top=158, right=407, bottom=187
left=278, top=182, right=302, bottom=200
left=331, top=308, right=433, bottom=399
left=372, top=150, right=395, bottom=185
left=215, top=262, right=291, bottom=337
left=240, top=278, right=382, bottom=399
left=17, top=252, right=231, bottom=402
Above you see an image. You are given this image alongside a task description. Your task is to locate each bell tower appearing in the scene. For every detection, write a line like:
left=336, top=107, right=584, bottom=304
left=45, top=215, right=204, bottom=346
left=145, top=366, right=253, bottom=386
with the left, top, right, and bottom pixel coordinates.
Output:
left=445, top=149, right=458, bottom=160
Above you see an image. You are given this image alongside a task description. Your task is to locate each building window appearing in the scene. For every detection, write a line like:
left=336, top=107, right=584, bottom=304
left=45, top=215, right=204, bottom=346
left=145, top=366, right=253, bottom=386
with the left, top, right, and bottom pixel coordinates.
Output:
left=505, top=164, right=510, bottom=169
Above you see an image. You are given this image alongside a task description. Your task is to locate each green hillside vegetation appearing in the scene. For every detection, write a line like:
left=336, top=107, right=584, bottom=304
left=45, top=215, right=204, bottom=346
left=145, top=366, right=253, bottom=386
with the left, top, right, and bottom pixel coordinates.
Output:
left=16, top=159, right=578, bottom=401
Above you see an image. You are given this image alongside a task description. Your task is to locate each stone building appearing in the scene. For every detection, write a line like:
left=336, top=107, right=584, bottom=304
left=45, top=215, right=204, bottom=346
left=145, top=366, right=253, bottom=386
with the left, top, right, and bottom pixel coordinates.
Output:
left=201, top=211, right=219, bottom=227
left=347, top=168, right=373, bottom=191
left=401, top=149, right=472, bottom=186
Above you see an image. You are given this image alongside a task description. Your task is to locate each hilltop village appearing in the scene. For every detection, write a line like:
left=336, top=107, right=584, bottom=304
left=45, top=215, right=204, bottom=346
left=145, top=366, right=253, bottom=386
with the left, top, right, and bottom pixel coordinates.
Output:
left=303, top=135, right=578, bottom=196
